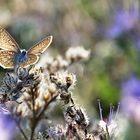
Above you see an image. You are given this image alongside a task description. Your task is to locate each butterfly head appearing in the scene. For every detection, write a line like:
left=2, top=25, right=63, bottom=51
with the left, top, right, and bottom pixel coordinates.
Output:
left=21, top=49, right=27, bottom=56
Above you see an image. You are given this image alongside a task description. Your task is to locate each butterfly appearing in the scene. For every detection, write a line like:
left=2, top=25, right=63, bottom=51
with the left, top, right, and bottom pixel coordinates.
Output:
left=0, top=26, right=53, bottom=69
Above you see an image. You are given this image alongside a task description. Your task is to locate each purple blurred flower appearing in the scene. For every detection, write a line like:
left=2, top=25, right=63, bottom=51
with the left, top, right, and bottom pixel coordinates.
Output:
left=129, top=32, right=140, bottom=51
left=105, top=4, right=139, bottom=38
left=0, top=114, right=16, bottom=140
left=121, top=76, right=140, bottom=123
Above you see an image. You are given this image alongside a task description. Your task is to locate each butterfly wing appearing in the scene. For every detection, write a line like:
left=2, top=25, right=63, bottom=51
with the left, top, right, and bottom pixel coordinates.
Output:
left=0, top=50, right=15, bottom=68
left=0, top=26, right=20, bottom=52
left=20, top=54, right=39, bottom=67
left=20, top=36, right=52, bottom=67
left=27, top=36, right=53, bottom=55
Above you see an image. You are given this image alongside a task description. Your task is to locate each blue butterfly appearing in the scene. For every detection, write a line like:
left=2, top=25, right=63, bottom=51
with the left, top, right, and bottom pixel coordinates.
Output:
left=0, top=26, right=53, bottom=69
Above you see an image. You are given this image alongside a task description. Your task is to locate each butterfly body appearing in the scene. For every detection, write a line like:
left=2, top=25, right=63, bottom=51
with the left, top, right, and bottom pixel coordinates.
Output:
left=15, top=49, right=27, bottom=65
left=0, top=26, right=53, bottom=69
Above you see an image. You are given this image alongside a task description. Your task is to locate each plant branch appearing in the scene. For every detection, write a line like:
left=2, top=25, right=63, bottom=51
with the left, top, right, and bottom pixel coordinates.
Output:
left=30, top=88, right=36, bottom=140
left=14, top=119, right=28, bottom=140
left=29, top=86, right=59, bottom=140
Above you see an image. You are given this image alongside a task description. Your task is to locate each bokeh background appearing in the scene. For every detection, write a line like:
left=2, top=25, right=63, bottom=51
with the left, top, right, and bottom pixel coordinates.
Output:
left=0, top=0, right=140, bottom=139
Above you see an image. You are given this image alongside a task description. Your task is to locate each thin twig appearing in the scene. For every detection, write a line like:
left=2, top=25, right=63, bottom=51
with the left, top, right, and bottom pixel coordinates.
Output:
left=29, top=87, right=59, bottom=140
left=11, top=109, right=28, bottom=140
left=14, top=119, right=28, bottom=140
left=30, top=88, right=36, bottom=140
left=37, top=93, right=58, bottom=120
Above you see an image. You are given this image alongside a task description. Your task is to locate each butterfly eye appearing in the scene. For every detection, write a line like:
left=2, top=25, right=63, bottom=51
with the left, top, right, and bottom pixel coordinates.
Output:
left=22, top=51, right=27, bottom=55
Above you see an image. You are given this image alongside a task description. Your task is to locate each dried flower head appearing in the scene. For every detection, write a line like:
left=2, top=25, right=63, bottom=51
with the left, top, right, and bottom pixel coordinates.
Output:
left=50, top=71, right=76, bottom=104
left=36, top=46, right=90, bottom=74
left=65, top=46, right=90, bottom=62
left=36, top=130, right=49, bottom=140
left=48, top=125, right=65, bottom=139
left=65, top=105, right=89, bottom=128
left=0, top=67, right=37, bottom=102
left=50, top=71, right=76, bottom=91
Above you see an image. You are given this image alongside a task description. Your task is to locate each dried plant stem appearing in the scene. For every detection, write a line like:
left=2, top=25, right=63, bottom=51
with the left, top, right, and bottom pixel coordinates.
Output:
left=37, top=93, right=58, bottom=119
left=30, top=91, right=59, bottom=140
left=30, top=88, right=36, bottom=140
left=15, top=119, right=28, bottom=140
left=30, top=125, right=36, bottom=140
left=11, top=110, right=28, bottom=140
